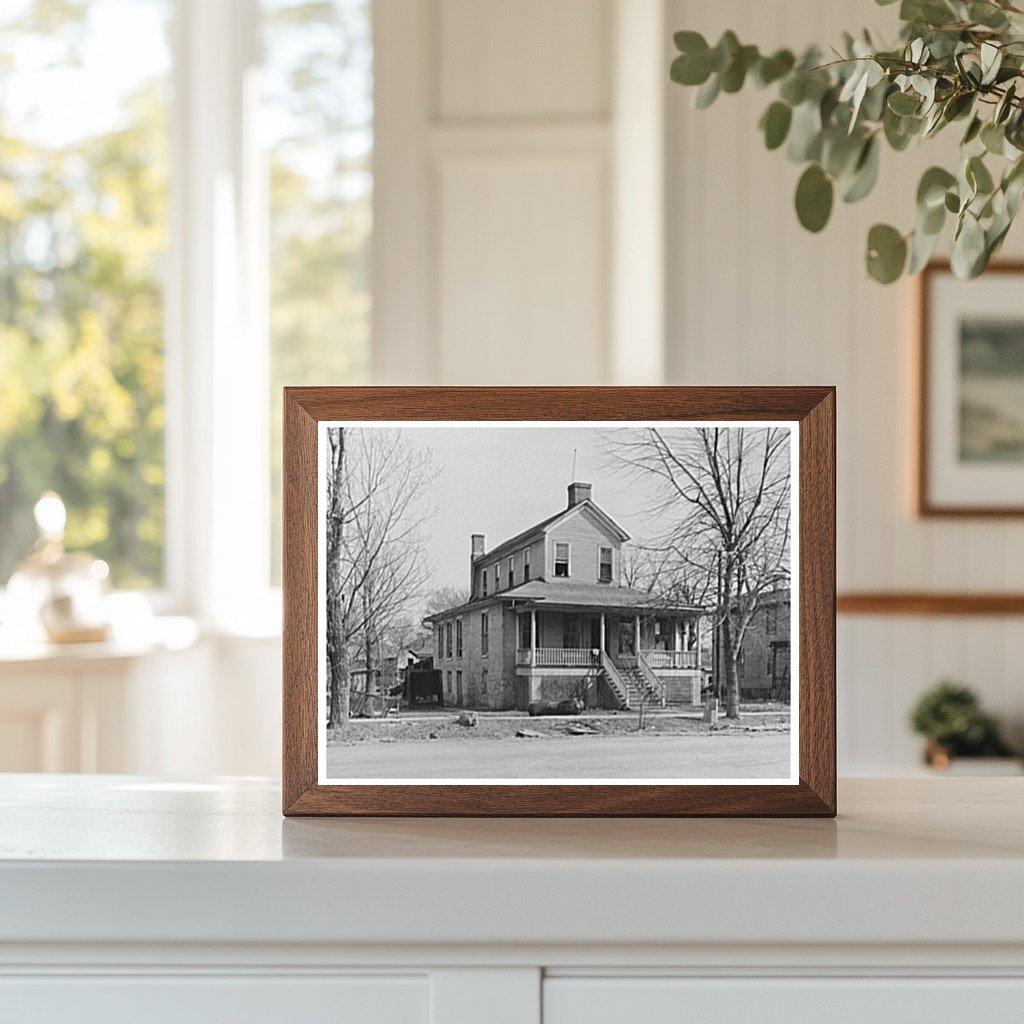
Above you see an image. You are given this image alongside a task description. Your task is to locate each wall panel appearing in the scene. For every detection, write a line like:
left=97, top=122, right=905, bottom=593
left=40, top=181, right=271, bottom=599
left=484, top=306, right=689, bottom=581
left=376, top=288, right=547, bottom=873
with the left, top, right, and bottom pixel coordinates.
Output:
left=665, top=0, right=1024, bottom=773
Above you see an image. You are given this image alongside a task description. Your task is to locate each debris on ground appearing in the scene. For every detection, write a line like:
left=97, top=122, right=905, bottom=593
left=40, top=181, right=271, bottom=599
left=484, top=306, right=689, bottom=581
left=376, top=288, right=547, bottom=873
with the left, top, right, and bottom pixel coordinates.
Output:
left=566, top=723, right=600, bottom=736
left=456, top=711, right=478, bottom=727
left=428, top=731, right=439, bottom=740
left=515, top=728, right=545, bottom=739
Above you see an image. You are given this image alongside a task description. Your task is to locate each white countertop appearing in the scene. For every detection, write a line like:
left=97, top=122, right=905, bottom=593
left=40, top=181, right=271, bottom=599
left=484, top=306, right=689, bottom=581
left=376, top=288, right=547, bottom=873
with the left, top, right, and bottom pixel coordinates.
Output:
left=2, top=776, right=1022, bottom=949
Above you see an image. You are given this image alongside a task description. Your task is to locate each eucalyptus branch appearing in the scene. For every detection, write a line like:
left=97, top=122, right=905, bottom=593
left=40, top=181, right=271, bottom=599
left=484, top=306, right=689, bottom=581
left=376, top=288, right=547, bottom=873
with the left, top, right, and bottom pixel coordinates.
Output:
left=671, top=0, right=1024, bottom=282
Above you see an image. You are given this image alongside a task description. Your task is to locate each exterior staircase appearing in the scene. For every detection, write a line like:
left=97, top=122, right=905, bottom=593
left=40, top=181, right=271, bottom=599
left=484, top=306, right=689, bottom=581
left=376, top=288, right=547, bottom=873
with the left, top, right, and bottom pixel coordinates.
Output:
left=620, top=665, right=663, bottom=711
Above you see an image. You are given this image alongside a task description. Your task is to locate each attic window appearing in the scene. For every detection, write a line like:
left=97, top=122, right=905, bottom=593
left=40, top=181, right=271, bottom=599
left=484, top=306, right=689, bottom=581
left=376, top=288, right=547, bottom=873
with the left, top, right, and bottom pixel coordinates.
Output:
left=599, top=546, right=613, bottom=583
left=554, top=542, right=570, bottom=577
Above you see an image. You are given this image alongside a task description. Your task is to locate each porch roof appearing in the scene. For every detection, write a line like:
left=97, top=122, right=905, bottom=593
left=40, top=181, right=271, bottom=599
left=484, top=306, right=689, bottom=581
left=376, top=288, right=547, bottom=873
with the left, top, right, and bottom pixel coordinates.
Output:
left=498, top=581, right=702, bottom=614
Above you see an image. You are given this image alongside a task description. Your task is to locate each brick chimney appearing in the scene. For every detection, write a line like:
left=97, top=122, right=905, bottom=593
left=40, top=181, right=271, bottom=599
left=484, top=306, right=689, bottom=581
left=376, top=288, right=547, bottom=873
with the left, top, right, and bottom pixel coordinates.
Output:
left=567, top=482, right=592, bottom=508
left=471, top=533, right=486, bottom=558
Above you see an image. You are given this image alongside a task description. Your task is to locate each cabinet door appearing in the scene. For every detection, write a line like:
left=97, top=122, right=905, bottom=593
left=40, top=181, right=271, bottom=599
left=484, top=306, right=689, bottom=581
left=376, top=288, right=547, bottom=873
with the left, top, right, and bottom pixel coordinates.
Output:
left=0, top=974, right=428, bottom=1024
left=544, top=977, right=1024, bottom=1024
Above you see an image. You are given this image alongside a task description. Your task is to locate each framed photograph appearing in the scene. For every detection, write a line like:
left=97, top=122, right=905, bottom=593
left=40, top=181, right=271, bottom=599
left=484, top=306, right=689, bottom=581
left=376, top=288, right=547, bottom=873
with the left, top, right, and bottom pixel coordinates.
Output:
left=917, top=261, right=1024, bottom=516
left=282, top=387, right=835, bottom=816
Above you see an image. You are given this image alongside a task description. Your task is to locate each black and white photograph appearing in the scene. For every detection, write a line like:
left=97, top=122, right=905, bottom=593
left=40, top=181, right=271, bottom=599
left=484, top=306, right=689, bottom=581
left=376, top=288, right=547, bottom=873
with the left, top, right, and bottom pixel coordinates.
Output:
left=318, top=422, right=798, bottom=785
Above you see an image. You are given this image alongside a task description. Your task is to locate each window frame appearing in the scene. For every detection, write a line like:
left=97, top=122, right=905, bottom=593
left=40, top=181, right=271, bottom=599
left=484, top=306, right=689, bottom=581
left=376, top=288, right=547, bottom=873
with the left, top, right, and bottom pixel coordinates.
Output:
left=554, top=541, right=570, bottom=577
left=456, top=617, right=463, bottom=659
left=598, top=545, right=613, bottom=584
left=480, top=611, right=489, bottom=656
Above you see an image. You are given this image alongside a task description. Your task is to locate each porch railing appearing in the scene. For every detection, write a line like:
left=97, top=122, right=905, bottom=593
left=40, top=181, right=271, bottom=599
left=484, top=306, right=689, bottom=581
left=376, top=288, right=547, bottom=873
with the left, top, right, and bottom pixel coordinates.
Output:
left=641, top=649, right=698, bottom=670
left=515, top=647, right=599, bottom=667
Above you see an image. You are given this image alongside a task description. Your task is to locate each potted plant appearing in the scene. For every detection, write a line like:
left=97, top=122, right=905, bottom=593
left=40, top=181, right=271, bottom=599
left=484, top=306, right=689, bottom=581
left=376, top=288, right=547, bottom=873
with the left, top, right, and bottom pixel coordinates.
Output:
left=909, top=680, right=1018, bottom=772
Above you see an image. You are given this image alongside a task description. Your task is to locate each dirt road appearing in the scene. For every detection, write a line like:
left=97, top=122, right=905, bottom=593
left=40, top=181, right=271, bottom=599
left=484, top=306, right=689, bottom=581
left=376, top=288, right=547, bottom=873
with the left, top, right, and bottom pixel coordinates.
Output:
left=325, top=731, right=791, bottom=780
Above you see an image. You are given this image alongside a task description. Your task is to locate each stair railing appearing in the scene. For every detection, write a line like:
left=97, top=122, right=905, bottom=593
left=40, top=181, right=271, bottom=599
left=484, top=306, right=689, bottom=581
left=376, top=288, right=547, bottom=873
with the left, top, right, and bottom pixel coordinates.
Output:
left=598, top=651, right=630, bottom=710
left=636, top=650, right=667, bottom=707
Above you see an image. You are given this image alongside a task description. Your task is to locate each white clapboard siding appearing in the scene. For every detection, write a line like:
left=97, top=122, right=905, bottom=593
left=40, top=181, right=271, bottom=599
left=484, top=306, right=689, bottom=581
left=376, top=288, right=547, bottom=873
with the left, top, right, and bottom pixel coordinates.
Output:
left=665, top=0, right=1024, bottom=774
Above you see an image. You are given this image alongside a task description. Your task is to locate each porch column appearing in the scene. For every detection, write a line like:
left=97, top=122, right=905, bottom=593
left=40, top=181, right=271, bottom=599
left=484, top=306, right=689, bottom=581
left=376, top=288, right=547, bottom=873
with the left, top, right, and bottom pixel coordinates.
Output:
left=530, top=608, right=537, bottom=666
left=634, top=613, right=641, bottom=655
left=599, top=613, right=606, bottom=654
left=673, top=619, right=682, bottom=652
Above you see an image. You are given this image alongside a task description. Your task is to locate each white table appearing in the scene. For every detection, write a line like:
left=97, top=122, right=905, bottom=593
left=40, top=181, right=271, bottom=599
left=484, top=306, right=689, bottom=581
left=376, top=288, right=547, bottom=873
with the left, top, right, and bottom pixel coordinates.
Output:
left=1, top=776, right=1023, bottom=1022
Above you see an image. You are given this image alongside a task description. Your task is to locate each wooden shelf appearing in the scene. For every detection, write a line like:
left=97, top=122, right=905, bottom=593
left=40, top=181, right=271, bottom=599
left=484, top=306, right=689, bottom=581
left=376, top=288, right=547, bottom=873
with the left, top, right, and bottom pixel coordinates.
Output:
left=838, top=592, right=1024, bottom=616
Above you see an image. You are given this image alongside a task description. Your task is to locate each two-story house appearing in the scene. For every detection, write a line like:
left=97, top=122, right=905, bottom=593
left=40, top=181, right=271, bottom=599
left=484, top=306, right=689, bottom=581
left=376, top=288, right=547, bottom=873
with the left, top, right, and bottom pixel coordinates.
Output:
left=426, top=482, right=704, bottom=711
left=736, top=587, right=791, bottom=701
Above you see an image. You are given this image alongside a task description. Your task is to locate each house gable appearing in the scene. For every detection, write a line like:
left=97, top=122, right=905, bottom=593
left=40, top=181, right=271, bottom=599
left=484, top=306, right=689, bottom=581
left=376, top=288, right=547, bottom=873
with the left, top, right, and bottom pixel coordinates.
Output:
left=543, top=503, right=627, bottom=588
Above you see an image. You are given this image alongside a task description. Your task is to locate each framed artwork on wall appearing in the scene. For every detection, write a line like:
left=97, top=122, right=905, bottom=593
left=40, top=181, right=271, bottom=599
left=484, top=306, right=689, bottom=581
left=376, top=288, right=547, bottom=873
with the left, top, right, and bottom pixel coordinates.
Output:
left=282, top=387, right=836, bottom=816
left=917, top=261, right=1024, bottom=517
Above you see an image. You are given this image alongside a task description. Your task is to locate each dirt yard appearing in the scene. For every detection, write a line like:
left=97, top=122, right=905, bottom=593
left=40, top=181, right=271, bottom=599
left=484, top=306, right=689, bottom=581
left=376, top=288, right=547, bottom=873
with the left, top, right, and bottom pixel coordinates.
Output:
left=324, top=708, right=792, bottom=780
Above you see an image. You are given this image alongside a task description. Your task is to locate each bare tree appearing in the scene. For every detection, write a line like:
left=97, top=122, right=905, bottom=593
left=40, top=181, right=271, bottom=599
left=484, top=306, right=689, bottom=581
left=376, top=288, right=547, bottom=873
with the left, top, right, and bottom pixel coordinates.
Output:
left=325, top=428, right=433, bottom=728
left=608, top=427, right=790, bottom=720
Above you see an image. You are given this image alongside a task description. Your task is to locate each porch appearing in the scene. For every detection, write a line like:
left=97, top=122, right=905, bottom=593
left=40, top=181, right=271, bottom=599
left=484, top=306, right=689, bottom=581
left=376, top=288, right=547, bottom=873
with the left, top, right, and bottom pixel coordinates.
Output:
left=512, top=606, right=702, bottom=709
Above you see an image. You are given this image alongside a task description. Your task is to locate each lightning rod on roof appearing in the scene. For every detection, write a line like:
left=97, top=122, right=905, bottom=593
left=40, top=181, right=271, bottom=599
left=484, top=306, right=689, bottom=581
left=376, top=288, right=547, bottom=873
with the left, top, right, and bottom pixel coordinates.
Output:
left=571, top=447, right=578, bottom=480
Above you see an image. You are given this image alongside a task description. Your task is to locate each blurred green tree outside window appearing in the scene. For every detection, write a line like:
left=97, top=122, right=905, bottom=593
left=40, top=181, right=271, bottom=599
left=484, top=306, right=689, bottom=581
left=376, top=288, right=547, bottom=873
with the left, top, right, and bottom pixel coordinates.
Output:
left=263, top=0, right=372, bottom=583
left=0, top=0, right=172, bottom=589
left=0, top=0, right=372, bottom=596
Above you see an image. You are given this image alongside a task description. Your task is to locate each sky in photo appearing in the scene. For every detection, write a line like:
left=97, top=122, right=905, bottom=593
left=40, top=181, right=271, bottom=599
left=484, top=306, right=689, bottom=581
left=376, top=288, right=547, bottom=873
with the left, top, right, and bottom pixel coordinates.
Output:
left=346, top=424, right=792, bottom=618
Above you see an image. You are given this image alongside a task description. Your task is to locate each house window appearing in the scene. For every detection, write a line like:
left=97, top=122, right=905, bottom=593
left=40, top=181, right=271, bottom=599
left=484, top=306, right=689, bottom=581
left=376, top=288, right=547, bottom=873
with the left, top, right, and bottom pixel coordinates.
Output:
left=445, top=622, right=453, bottom=659
left=481, top=612, right=489, bottom=656
left=482, top=569, right=488, bottom=597
left=446, top=670, right=452, bottom=697
left=523, top=548, right=531, bottom=581
left=766, top=604, right=778, bottom=636
left=436, top=625, right=442, bottom=657
left=494, top=563, right=500, bottom=591
left=456, top=670, right=463, bottom=702
left=598, top=546, right=613, bottom=583
left=507, top=557, right=514, bottom=589
left=456, top=618, right=463, bottom=658
left=554, top=542, right=570, bottom=577
left=480, top=668, right=488, bottom=694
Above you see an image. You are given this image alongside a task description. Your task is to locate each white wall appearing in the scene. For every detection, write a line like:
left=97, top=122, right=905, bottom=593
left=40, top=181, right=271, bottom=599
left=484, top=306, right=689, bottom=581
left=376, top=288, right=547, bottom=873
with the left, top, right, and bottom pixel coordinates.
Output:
left=664, top=0, right=1024, bottom=772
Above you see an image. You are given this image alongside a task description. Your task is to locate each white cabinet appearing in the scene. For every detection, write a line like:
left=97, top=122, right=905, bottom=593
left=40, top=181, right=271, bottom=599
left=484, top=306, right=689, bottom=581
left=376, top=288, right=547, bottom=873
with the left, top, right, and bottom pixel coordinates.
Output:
left=0, top=975, right=428, bottom=1024
left=544, top=977, right=1024, bottom=1024
left=2, top=778, right=1023, bottom=1024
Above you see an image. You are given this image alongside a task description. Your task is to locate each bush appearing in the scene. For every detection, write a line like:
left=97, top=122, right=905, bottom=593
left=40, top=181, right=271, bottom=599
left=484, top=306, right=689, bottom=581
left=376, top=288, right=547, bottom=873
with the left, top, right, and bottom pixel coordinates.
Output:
left=909, top=681, right=1014, bottom=758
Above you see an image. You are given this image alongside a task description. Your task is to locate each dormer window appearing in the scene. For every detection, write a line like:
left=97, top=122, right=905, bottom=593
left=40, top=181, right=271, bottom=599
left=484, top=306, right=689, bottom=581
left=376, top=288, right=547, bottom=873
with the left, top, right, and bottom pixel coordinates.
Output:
left=554, top=542, right=570, bottom=577
left=599, top=546, right=613, bottom=583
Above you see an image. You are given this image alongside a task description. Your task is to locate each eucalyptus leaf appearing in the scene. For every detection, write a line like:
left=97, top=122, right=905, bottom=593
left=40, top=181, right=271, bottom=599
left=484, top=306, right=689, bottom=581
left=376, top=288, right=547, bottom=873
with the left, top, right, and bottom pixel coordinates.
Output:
left=908, top=222, right=942, bottom=273
left=967, top=154, right=995, bottom=195
left=951, top=211, right=987, bottom=278
left=694, top=73, right=721, bottom=109
left=866, top=223, right=908, bottom=283
left=917, top=166, right=957, bottom=210
left=981, top=121, right=1006, bottom=155
left=795, top=164, right=834, bottom=232
left=787, top=101, right=823, bottom=162
left=888, top=90, right=921, bottom=115
left=760, top=101, right=793, bottom=150
left=842, top=137, right=881, bottom=203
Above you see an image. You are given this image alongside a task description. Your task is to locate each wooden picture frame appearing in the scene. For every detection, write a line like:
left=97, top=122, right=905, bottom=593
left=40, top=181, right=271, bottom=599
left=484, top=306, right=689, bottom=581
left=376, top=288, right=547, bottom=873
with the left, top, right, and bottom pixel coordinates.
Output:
left=283, top=387, right=836, bottom=817
left=916, top=260, right=1024, bottom=517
